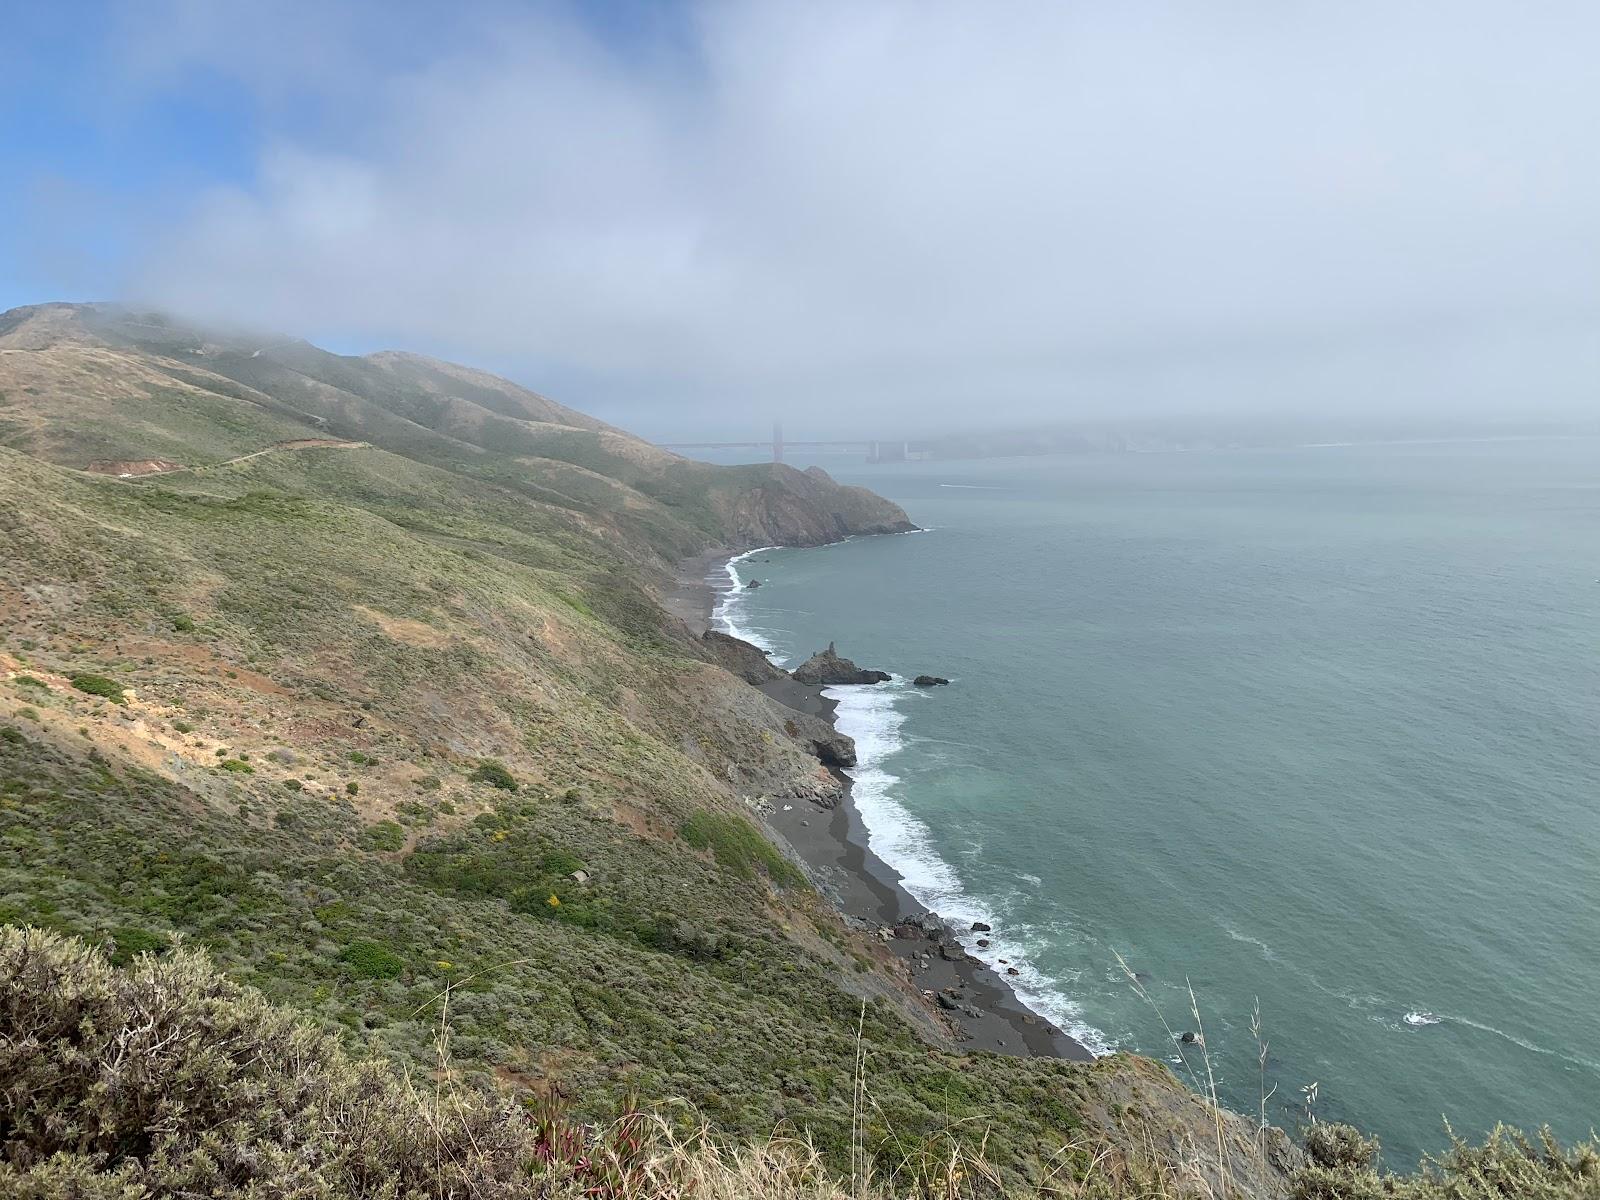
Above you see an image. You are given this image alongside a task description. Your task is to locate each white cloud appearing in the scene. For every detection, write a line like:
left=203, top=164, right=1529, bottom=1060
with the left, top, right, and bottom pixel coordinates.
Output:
left=130, top=0, right=1600, bottom=435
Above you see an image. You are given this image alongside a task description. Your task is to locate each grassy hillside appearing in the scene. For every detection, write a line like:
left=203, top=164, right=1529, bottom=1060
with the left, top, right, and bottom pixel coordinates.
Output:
left=8, top=928, right=1593, bottom=1200
left=0, top=303, right=913, bottom=555
left=0, top=304, right=1588, bottom=1198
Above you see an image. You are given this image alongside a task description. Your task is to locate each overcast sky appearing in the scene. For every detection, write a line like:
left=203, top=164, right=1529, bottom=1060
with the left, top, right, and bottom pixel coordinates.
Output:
left=4, top=1, right=1597, bottom=439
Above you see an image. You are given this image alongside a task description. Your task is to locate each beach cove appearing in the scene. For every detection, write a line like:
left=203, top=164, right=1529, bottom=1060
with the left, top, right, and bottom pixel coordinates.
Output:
left=670, top=546, right=1093, bottom=1062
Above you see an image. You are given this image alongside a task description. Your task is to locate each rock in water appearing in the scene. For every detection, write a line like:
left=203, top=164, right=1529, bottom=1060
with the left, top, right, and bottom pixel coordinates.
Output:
left=745, top=578, right=761, bottom=588
left=913, top=675, right=950, bottom=687
left=792, top=642, right=891, bottom=685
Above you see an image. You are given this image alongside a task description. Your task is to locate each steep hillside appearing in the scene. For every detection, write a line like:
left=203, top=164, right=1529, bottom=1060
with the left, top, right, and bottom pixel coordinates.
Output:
left=0, top=303, right=913, bottom=557
left=0, top=304, right=1307, bottom=1196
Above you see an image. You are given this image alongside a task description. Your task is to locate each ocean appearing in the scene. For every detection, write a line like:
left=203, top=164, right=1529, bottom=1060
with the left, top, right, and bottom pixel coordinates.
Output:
left=706, top=439, right=1600, bottom=1168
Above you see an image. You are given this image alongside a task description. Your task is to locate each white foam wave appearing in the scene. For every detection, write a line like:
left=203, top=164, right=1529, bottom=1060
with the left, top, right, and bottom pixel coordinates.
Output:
left=1443, top=1014, right=1600, bottom=1074
left=714, top=543, right=1110, bottom=1053
left=1403, top=1011, right=1442, bottom=1027
left=825, top=678, right=1113, bottom=1055
left=711, top=547, right=779, bottom=651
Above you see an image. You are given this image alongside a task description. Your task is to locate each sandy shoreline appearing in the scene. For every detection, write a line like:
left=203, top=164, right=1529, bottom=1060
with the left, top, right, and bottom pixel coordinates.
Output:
left=674, top=547, right=1092, bottom=1061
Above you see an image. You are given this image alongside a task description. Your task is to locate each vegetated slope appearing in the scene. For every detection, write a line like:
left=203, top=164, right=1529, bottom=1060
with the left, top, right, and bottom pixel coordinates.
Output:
left=0, top=304, right=1302, bottom=1195
left=0, top=302, right=913, bottom=554
left=12, top=928, right=1592, bottom=1200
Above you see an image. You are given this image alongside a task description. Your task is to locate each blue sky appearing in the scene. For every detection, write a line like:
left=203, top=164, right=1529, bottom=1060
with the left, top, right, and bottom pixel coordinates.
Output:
left=0, top=1, right=680, bottom=318
left=4, top=2, right=1597, bottom=438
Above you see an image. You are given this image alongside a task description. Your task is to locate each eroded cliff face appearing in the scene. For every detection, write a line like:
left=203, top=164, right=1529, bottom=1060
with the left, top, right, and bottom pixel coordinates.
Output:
left=708, top=465, right=917, bottom=548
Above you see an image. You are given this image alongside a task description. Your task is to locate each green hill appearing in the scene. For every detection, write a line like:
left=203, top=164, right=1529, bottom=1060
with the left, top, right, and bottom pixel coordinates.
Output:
left=1, top=304, right=1588, bottom=1199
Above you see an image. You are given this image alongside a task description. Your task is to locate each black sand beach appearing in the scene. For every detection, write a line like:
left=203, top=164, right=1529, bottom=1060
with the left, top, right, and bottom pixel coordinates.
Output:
left=674, top=549, right=1092, bottom=1062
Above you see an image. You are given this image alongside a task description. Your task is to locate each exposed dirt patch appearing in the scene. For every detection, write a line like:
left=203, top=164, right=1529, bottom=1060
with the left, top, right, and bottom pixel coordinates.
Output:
left=83, top=458, right=183, bottom=476
left=273, top=438, right=366, bottom=451
left=352, top=604, right=452, bottom=648
left=611, top=800, right=675, bottom=841
left=120, top=640, right=294, bottom=698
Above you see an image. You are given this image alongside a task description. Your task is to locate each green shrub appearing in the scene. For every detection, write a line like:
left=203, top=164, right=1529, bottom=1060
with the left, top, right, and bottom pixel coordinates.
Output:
left=217, top=759, right=254, bottom=774
left=0, top=928, right=534, bottom=1196
left=0, top=726, right=23, bottom=745
left=358, top=821, right=404, bottom=852
left=1295, top=1122, right=1600, bottom=1200
left=69, top=672, right=125, bottom=704
left=12, top=675, right=47, bottom=690
left=469, top=759, right=518, bottom=791
left=172, top=719, right=193, bottom=733
left=109, top=926, right=168, bottom=965
left=15, top=707, right=38, bottom=722
left=395, top=800, right=433, bottom=827
left=540, top=849, right=586, bottom=878
left=282, top=778, right=303, bottom=792
left=416, top=774, right=443, bottom=791
left=170, top=614, right=196, bottom=632
left=340, top=938, right=405, bottom=979
left=346, top=780, right=360, bottom=795
left=679, top=812, right=805, bottom=886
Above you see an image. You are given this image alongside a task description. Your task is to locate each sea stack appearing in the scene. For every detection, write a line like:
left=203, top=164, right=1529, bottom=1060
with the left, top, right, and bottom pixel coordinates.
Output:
left=793, top=642, right=892, bottom=685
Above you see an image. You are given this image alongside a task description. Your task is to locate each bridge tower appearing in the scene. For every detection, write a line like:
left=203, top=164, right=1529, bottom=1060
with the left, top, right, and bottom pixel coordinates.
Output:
left=772, top=419, right=784, bottom=463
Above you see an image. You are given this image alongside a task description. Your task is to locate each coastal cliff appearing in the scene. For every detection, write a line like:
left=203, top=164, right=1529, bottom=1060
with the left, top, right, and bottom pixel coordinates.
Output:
left=9, top=302, right=1576, bottom=1200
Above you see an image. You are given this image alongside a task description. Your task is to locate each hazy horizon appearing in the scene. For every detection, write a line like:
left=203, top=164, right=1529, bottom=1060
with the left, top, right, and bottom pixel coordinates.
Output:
left=4, top=1, right=1597, bottom=440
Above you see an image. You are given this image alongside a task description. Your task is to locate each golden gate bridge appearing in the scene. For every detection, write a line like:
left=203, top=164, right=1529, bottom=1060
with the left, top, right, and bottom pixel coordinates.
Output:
left=660, top=421, right=918, bottom=463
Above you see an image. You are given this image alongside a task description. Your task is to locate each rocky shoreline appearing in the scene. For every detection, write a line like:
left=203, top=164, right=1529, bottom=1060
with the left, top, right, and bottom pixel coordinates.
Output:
left=670, top=546, right=1093, bottom=1061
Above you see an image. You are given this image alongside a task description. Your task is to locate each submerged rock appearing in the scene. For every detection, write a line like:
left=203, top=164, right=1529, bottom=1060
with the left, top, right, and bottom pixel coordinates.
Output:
left=793, top=642, right=891, bottom=686
left=745, top=578, right=761, bottom=589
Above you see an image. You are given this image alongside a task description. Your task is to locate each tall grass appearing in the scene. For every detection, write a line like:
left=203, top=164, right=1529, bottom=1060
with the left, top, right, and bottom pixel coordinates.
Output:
left=5, top=927, right=1596, bottom=1199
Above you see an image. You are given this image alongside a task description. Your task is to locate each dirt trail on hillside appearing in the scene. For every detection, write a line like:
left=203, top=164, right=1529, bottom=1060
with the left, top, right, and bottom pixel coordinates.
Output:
left=84, top=439, right=368, bottom=479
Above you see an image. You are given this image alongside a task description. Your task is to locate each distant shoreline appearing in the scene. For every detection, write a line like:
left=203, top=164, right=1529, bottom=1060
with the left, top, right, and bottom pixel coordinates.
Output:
left=672, top=544, right=1092, bottom=1061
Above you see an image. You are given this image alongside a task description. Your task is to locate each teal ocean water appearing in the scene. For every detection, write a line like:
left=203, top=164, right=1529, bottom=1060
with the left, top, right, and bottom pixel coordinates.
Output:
left=709, top=440, right=1600, bottom=1167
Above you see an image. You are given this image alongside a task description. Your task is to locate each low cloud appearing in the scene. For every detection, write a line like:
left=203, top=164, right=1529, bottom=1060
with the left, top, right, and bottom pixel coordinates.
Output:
left=126, top=1, right=1600, bottom=437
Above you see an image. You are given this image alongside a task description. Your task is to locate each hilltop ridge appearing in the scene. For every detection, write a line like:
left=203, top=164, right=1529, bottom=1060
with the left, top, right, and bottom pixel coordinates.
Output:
left=0, top=302, right=914, bottom=556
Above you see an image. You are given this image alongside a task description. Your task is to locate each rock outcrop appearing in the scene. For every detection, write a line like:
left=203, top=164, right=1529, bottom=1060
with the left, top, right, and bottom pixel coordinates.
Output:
left=709, top=465, right=918, bottom=548
left=793, top=643, right=891, bottom=686
left=913, top=675, right=950, bottom=687
left=698, top=630, right=785, bottom=685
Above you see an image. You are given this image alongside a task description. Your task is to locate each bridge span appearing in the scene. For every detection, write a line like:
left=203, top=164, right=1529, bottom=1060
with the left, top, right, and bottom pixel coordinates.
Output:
left=660, top=421, right=919, bottom=464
